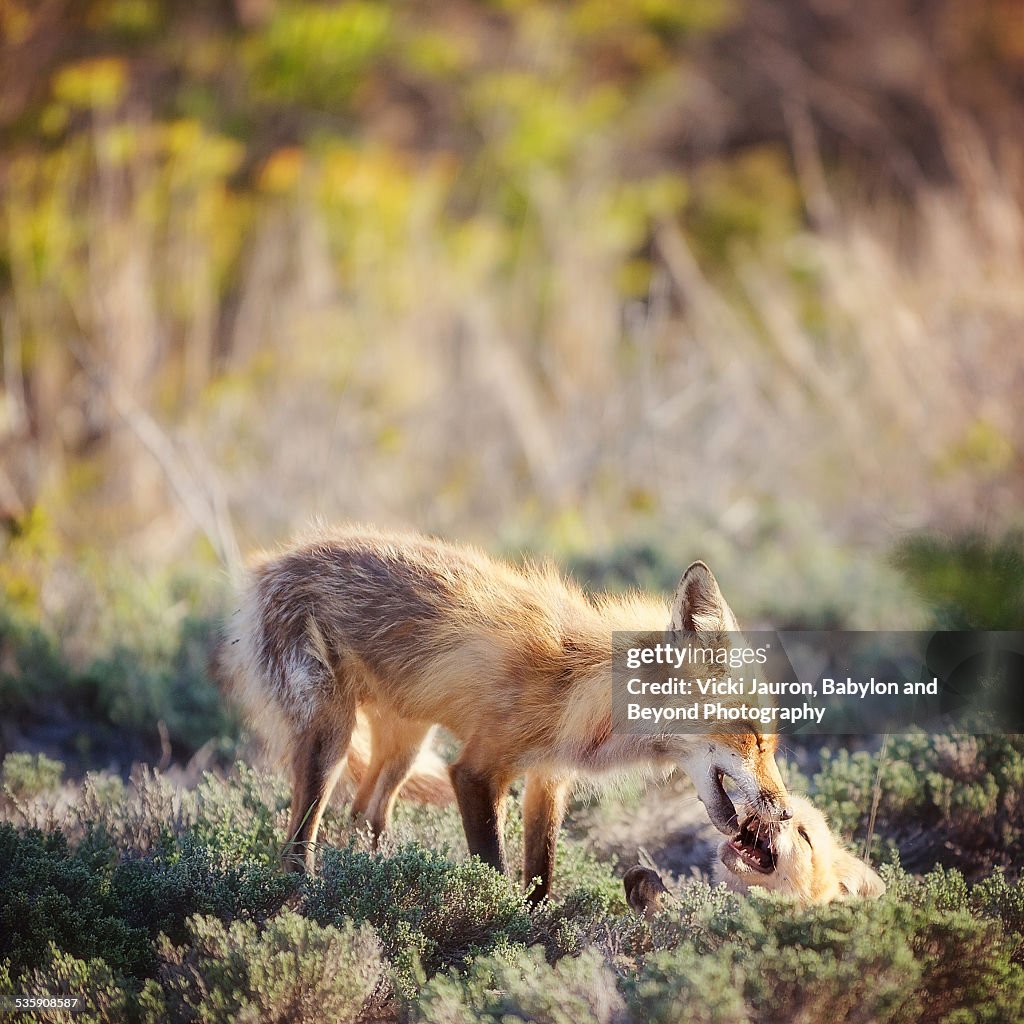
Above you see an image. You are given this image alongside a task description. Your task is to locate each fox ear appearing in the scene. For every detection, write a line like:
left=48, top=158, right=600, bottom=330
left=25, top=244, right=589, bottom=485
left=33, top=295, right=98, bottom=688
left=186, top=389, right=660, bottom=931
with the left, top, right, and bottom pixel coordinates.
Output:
left=669, top=562, right=740, bottom=633
left=835, top=851, right=886, bottom=899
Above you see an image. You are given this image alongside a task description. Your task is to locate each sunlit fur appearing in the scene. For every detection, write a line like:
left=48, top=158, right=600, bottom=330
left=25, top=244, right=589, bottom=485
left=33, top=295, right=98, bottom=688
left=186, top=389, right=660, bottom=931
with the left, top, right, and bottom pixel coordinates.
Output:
left=715, top=794, right=886, bottom=904
left=216, top=524, right=791, bottom=899
left=346, top=708, right=454, bottom=807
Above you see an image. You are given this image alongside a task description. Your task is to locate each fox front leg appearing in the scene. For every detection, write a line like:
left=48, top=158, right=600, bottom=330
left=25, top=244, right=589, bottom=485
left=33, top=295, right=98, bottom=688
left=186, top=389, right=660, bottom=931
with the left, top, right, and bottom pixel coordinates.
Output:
left=449, top=759, right=510, bottom=876
left=522, top=771, right=571, bottom=904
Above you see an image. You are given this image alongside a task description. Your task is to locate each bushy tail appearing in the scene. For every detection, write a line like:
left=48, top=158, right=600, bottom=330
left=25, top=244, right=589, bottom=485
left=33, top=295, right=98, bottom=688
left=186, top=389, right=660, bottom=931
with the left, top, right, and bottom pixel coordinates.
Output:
left=345, top=711, right=455, bottom=806
left=213, top=621, right=454, bottom=807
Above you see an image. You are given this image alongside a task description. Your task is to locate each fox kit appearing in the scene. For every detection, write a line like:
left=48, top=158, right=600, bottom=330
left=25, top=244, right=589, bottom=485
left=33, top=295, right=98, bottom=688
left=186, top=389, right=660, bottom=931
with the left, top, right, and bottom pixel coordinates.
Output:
left=715, top=793, right=885, bottom=903
left=218, top=525, right=793, bottom=902
left=624, top=795, right=884, bottom=914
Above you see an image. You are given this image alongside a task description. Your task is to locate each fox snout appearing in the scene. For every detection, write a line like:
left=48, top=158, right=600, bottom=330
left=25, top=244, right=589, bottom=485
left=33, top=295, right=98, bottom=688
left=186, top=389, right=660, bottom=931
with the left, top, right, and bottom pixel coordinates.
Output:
left=729, top=779, right=793, bottom=828
left=694, top=739, right=793, bottom=834
left=752, top=758, right=794, bottom=823
left=758, top=791, right=794, bottom=821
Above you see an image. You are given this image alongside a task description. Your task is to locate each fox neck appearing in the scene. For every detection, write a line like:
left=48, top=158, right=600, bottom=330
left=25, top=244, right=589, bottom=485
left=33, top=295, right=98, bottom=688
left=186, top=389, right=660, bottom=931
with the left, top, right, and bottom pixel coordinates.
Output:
left=573, top=729, right=695, bottom=776
left=551, top=601, right=715, bottom=774
left=556, top=654, right=700, bottom=775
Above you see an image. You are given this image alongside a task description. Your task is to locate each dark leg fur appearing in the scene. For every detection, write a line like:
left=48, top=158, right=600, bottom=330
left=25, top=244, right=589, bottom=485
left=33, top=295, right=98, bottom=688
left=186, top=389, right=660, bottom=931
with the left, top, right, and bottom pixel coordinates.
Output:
left=284, top=711, right=353, bottom=873
left=449, top=760, right=509, bottom=875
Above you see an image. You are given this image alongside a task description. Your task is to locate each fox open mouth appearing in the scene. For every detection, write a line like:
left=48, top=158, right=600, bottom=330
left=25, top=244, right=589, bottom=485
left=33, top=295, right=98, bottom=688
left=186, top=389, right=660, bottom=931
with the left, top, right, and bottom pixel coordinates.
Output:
left=727, top=813, right=777, bottom=874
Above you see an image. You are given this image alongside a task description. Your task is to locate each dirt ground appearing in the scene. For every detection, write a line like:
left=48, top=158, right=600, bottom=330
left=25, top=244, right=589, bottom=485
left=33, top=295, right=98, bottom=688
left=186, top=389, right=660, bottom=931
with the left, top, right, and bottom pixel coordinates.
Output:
left=567, top=773, right=724, bottom=885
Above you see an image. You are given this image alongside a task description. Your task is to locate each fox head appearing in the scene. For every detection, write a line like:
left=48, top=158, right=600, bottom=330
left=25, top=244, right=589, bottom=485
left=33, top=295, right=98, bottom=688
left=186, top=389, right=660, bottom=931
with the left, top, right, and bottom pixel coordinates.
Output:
left=716, top=794, right=886, bottom=904
left=669, top=561, right=793, bottom=834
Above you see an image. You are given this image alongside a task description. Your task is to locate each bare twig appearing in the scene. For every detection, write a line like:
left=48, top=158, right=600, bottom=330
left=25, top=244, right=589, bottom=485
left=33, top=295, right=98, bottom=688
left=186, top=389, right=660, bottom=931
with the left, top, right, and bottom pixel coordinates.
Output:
left=69, top=342, right=241, bottom=577
left=863, top=733, right=889, bottom=864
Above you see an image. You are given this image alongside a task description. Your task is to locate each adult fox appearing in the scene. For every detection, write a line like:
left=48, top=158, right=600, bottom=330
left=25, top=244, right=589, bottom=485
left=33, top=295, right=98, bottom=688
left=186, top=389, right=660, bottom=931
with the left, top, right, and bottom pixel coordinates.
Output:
left=218, top=525, right=793, bottom=902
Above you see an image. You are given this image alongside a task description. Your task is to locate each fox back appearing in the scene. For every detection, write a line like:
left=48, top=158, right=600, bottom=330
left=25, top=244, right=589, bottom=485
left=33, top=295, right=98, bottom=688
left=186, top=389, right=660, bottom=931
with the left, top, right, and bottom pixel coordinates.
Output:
left=218, top=525, right=659, bottom=760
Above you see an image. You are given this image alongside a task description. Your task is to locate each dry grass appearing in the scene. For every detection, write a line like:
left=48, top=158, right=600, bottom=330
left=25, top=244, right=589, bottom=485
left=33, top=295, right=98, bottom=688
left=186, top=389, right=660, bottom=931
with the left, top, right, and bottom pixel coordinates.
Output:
left=189, top=146, right=1024, bottom=555
left=0, top=91, right=1021, bottom=612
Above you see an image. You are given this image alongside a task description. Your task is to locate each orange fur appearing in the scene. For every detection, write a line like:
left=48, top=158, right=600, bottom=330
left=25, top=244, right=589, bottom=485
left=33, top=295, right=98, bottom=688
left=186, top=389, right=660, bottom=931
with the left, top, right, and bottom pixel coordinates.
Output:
left=715, top=794, right=886, bottom=904
left=346, top=710, right=454, bottom=807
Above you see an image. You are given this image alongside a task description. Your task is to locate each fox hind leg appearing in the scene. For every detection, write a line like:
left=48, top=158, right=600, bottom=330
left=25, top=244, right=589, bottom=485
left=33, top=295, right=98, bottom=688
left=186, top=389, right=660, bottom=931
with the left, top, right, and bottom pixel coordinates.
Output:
left=351, top=708, right=434, bottom=838
left=283, top=704, right=355, bottom=874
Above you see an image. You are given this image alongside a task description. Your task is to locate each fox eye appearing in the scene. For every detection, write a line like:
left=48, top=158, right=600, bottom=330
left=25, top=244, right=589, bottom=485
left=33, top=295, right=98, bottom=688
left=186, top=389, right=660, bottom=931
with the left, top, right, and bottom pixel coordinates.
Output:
left=797, top=826, right=812, bottom=846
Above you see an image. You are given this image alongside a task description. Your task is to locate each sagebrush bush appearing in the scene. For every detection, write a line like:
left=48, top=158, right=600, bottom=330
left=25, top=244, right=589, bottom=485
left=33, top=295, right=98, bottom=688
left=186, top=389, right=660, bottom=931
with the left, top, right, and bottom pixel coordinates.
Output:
left=0, top=753, right=1022, bottom=1023
left=718, top=899, right=921, bottom=1024
left=0, top=824, right=151, bottom=979
left=640, top=870, right=1024, bottom=1024
left=810, top=733, right=1024, bottom=876
left=108, top=832, right=297, bottom=950
left=0, top=821, right=297, bottom=982
left=0, top=945, right=135, bottom=1024
left=153, top=911, right=382, bottom=1024
left=624, top=945, right=751, bottom=1024
left=0, top=752, right=65, bottom=801
left=304, top=843, right=532, bottom=990
left=0, top=580, right=237, bottom=773
left=529, top=884, right=636, bottom=961
left=413, top=946, right=628, bottom=1024
left=893, top=532, right=1024, bottom=630
left=0, top=601, right=69, bottom=715
left=190, top=765, right=289, bottom=869
left=970, top=870, right=1024, bottom=960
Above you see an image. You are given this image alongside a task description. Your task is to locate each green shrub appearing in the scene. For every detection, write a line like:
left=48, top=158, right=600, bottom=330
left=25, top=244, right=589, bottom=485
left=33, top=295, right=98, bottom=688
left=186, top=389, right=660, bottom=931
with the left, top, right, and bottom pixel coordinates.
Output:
left=0, top=821, right=297, bottom=981
left=970, top=870, right=1024, bottom=960
left=81, top=604, right=236, bottom=754
left=1, top=752, right=64, bottom=801
left=545, top=834, right=626, bottom=911
left=0, top=824, right=149, bottom=978
left=0, top=945, right=133, bottom=1024
left=382, top=797, right=468, bottom=858
left=811, top=733, right=1024, bottom=876
left=728, top=897, right=920, bottom=1023
left=190, top=765, right=288, bottom=869
left=893, top=532, right=1024, bottom=629
left=108, top=832, right=297, bottom=949
left=530, top=885, right=631, bottom=961
left=1, top=750, right=1022, bottom=1021
left=304, top=844, right=532, bottom=991
left=0, top=580, right=237, bottom=772
left=154, top=910, right=382, bottom=1024
left=644, top=878, right=751, bottom=955
left=627, top=874, right=1024, bottom=1024
left=0, top=602, right=69, bottom=716
left=624, top=945, right=750, bottom=1024
left=413, top=945, right=628, bottom=1024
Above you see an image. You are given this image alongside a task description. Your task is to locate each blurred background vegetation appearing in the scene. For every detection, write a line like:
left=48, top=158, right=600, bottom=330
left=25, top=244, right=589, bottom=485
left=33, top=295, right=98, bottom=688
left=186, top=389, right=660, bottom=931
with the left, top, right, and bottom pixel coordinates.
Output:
left=1, top=0, right=1023, bottom=770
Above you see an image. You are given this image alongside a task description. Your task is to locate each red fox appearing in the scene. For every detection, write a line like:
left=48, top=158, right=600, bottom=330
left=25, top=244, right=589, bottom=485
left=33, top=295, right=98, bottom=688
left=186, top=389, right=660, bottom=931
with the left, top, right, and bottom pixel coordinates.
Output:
left=714, top=794, right=886, bottom=902
left=218, top=525, right=793, bottom=902
left=624, top=795, right=885, bottom=913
